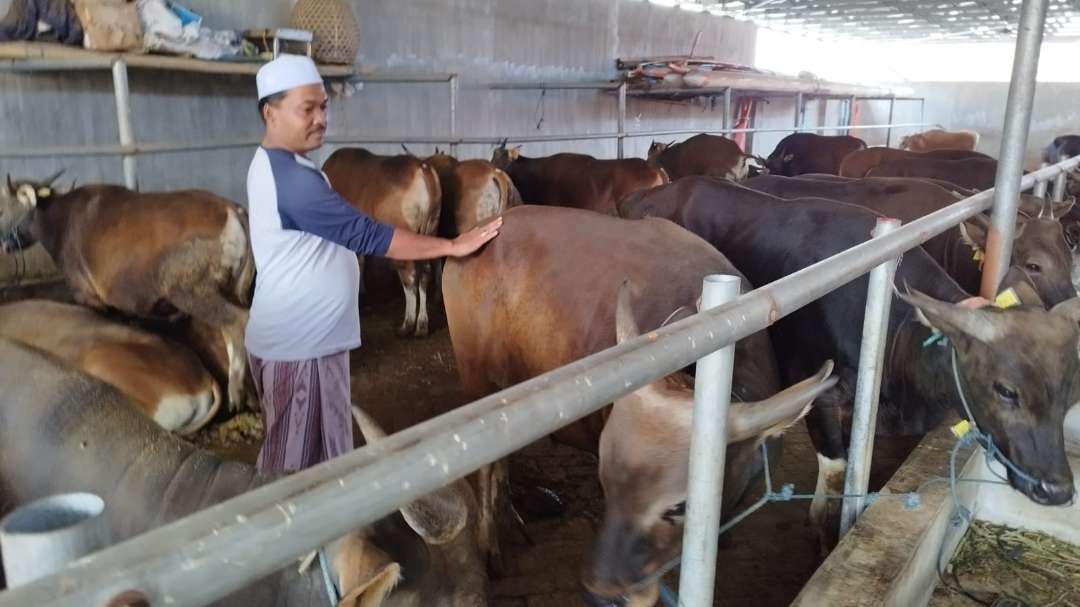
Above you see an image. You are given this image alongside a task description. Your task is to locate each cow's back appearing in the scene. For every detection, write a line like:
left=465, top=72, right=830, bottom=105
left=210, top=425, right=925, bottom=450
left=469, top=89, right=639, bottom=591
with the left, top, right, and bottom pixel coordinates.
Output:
left=442, top=205, right=780, bottom=451
left=448, top=160, right=520, bottom=235
left=323, top=148, right=442, bottom=234
left=505, top=154, right=663, bottom=215
left=866, top=157, right=998, bottom=190
left=659, top=134, right=746, bottom=180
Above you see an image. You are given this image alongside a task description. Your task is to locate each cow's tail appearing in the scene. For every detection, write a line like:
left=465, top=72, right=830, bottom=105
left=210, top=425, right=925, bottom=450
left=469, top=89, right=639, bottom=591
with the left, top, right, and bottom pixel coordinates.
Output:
left=493, top=168, right=522, bottom=209
left=656, top=166, right=671, bottom=185
left=231, top=206, right=257, bottom=307
left=419, top=161, right=443, bottom=236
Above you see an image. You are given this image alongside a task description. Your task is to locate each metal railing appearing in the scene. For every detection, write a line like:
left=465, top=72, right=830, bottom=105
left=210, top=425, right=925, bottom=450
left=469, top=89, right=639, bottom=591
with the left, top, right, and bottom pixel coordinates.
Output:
left=1, top=154, right=1076, bottom=607
left=0, top=60, right=928, bottom=176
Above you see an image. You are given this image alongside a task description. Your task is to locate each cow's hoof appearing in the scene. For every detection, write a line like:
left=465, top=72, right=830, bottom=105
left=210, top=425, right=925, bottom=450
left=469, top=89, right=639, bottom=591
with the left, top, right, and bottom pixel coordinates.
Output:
left=397, top=321, right=417, bottom=338
left=414, top=320, right=430, bottom=338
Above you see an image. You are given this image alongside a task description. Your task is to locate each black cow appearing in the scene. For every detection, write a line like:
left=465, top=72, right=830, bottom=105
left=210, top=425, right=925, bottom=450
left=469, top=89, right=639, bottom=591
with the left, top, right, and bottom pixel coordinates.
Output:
left=619, top=176, right=1080, bottom=550
left=744, top=175, right=1077, bottom=306
left=764, top=133, right=867, bottom=176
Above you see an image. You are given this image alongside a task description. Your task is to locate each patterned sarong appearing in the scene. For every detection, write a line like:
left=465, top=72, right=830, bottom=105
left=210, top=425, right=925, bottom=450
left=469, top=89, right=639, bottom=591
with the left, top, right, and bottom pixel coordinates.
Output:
left=248, top=351, right=353, bottom=472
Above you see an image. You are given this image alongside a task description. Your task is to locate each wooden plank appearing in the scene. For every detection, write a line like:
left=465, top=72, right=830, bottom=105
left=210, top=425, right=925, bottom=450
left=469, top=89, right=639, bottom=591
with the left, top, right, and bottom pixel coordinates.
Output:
left=0, top=41, right=358, bottom=77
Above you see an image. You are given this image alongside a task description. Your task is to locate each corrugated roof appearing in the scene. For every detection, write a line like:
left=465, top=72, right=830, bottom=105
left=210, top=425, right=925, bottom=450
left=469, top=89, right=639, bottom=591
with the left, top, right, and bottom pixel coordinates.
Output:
left=682, top=0, right=1080, bottom=40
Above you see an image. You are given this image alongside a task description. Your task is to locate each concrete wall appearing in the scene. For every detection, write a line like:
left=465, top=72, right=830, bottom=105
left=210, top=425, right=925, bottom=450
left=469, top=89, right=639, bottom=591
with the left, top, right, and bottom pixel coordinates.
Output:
left=1, top=0, right=757, bottom=206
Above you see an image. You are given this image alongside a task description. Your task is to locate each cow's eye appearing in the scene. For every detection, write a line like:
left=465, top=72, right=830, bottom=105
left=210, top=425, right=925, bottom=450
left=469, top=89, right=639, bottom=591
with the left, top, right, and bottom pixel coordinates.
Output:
left=992, top=381, right=1019, bottom=404
left=1024, top=262, right=1042, bottom=273
left=662, top=502, right=686, bottom=523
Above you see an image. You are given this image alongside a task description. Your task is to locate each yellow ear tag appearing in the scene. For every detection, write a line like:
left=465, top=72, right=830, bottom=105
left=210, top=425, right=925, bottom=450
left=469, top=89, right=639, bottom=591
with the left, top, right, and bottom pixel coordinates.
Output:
left=972, top=248, right=985, bottom=263
left=994, top=288, right=1021, bottom=309
left=951, top=419, right=972, bottom=438
left=36, top=187, right=51, bottom=197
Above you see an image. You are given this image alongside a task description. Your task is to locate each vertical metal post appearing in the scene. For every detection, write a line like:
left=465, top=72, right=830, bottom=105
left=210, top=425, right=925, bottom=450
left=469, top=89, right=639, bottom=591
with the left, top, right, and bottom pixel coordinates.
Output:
left=885, top=97, right=896, bottom=147
left=617, top=81, right=627, bottom=159
left=919, top=97, right=926, bottom=127
left=746, top=100, right=757, bottom=155
left=1034, top=162, right=1050, bottom=198
left=448, top=75, right=459, bottom=156
left=723, top=88, right=732, bottom=134
left=1052, top=170, right=1068, bottom=202
left=794, top=92, right=803, bottom=133
left=112, top=59, right=137, bottom=190
left=846, top=96, right=857, bottom=136
left=839, top=218, right=902, bottom=538
left=678, top=274, right=741, bottom=607
left=980, top=0, right=1049, bottom=300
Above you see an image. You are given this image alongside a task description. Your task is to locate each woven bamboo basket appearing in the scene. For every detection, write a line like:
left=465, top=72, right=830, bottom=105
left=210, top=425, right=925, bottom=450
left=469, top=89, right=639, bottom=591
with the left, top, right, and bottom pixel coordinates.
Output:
left=289, top=0, right=360, bottom=65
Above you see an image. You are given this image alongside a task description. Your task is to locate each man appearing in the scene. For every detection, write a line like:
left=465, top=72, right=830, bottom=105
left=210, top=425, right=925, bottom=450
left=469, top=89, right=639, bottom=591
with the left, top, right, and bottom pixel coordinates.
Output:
left=247, top=54, right=501, bottom=472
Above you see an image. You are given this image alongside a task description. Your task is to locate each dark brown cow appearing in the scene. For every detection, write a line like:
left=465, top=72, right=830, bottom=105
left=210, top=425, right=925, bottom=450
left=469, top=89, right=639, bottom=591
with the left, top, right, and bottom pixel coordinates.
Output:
left=0, top=179, right=254, bottom=411
left=490, top=145, right=667, bottom=215
left=647, top=133, right=752, bottom=181
left=744, top=175, right=1077, bottom=306
left=323, top=148, right=442, bottom=337
left=839, top=147, right=993, bottom=178
left=865, top=156, right=1005, bottom=190
left=0, top=299, right=220, bottom=434
left=443, top=205, right=833, bottom=605
left=764, top=133, right=867, bottom=176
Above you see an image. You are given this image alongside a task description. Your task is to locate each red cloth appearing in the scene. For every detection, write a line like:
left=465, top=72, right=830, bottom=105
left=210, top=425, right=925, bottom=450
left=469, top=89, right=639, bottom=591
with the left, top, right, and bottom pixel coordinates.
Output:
left=733, top=98, right=754, bottom=151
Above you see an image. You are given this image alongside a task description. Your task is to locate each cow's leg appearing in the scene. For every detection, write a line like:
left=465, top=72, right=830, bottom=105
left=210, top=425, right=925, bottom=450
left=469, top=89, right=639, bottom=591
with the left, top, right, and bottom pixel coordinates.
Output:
left=392, top=260, right=419, bottom=337
left=803, top=383, right=852, bottom=555
left=476, top=459, right=512, bottom=577
left=414, top=261, right=432, bottom=338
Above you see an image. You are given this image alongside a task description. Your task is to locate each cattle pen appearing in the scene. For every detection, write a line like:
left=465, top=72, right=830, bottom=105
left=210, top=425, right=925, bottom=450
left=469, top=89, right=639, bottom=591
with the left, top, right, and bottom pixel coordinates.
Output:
left=2, top=0, right=1080, bottom=606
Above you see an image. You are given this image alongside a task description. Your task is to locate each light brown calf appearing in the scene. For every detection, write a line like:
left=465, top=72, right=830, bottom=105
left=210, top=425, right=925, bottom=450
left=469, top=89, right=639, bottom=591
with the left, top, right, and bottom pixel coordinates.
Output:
left=900, top=128, right=980, bottom=152
left=0, top=299, right=219, bottom=434
left=323, top=148, right=443, bottom=337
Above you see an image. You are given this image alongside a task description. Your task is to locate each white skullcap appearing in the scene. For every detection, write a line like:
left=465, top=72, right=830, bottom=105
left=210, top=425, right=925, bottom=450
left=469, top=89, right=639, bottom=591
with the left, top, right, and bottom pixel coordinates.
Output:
left=256, top=54, right=324, bottom=100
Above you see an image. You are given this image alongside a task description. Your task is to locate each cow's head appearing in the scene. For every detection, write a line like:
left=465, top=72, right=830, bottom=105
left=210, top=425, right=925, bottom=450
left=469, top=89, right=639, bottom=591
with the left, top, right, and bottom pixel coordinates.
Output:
left=330, top=407, right=487, bottom=606
left=764, top=149, right=795, bottom=177
left=0, top=171, right=63, bottom=254
left=582, top=282, right=835, bottom=607
left=901, top=290, right=1080, bottom=506
left=646, top=141, right=672, bottom=165
left=490, top=138, right=521, bottom=170
left=961, top=200, right=1077, bottom=306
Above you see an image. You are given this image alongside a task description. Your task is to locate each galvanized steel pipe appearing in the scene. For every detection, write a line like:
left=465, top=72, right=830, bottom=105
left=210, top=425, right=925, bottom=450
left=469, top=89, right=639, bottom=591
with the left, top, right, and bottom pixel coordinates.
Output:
left=111, top=60, right=137, bottom=190
left=980, top=0, right=1049, bottom=299
left=678, top=275, right=741, bottom=607
left=839, top=218, right=902, bottom=538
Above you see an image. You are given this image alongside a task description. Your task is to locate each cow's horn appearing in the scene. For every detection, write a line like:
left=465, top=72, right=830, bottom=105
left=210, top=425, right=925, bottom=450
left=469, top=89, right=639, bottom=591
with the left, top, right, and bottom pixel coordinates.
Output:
left=498, top=137, right=508, bottom=149
left=350, top=405, right=468, bottom=545
left=4, top=174, right=13, bottom=196
left=727, top=361, right=835, bottom=443
left=41, top=169, right=64, bottom=187
left=1040, top=193, right=1053, bottom=219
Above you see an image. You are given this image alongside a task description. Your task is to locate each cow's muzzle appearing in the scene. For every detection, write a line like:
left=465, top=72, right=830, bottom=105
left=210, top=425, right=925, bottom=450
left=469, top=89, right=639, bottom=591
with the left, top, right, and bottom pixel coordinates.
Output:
left=582, top=588, right=628, bottom=607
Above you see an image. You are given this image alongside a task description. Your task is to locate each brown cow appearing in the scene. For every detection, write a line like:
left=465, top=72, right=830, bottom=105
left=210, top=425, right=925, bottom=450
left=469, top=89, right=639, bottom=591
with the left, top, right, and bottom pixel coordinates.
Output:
left=764, top=133, right=867, bottom=176
left=490, top=144, right=667, bottom=215
left=0, top=179, right=254, bottom=411
left=900, top=128, right=980, bottom=152
left=425, top=152, right=522, bottom=237
left=839, top=146, right=993, bottom=178
left=865, top=156, right=1005, bottom=190
left=0, top=299, right=220, bottom=434
left=647, top=133, right=754, bottom=181
left=443, top=205, right=833, bottom=605
left=323, top=148, right=442, bottom=337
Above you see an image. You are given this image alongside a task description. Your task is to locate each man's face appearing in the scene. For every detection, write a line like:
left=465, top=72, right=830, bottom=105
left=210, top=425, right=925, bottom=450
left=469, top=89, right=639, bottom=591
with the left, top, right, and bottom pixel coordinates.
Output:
left=264, top=83, right=329, bottom=154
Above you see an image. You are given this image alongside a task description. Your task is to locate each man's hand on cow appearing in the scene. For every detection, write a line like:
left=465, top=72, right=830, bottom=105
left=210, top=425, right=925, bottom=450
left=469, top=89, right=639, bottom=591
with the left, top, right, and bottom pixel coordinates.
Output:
left=450, top=217, right=503, bottom=257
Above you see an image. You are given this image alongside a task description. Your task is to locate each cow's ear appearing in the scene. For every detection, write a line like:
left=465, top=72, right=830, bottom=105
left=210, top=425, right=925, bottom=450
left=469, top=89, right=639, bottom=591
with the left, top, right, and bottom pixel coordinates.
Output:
left=615, top=279, right=641, bottom=345
left=899, top=289, right=1002, bottom=344
left=728, top=361, right=834, bottom=443
left=352, top=406, right=468, bottom=545
left=328, top=532, right=402, bottom=607
left=959, top=214, right=990, bottom=252
left=1051, top=296, right=1080, bottom=326
left=782, top=153, right=794, bottom=163
left=14, top=184, right=37, bottom=210
left=507, top=148, right=520, bottom=161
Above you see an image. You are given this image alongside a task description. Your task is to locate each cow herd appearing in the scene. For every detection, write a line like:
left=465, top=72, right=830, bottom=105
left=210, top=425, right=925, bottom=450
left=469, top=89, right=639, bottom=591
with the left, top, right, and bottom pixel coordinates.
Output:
left=1, top=126, right=1080, bottom=606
